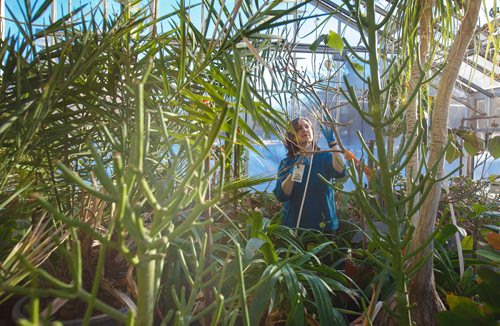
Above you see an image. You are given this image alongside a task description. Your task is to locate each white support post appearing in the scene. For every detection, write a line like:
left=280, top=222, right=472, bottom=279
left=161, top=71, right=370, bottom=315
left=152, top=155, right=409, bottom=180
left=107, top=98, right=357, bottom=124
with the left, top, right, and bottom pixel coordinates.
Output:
left=68, top=0, right=72, bottom=22
left=103, top=0, right=107, bottom=22
left=50, top=0, right=56, bottom=45
left=0, top=0, right=5, bottom=40
left=51, top=0, right=56, bottom=24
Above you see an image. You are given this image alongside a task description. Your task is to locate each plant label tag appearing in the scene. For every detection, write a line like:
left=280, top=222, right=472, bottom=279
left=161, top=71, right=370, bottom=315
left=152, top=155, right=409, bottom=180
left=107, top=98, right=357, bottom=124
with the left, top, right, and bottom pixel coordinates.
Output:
left=292, top=163, right=305, bottom=183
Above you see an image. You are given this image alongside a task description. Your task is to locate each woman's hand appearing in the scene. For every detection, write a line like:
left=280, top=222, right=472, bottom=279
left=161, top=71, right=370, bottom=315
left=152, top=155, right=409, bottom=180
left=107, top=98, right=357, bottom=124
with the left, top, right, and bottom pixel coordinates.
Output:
left=281, top=173, right=294, bottom=196
left=321, top=124, right=335, bottom=143
left=320, top=120, right=337, bottom=148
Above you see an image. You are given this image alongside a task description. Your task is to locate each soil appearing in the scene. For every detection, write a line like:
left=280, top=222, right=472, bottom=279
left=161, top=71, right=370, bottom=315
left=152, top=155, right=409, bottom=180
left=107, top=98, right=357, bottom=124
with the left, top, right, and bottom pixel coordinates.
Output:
left=0, top=295, right=21, bottom=326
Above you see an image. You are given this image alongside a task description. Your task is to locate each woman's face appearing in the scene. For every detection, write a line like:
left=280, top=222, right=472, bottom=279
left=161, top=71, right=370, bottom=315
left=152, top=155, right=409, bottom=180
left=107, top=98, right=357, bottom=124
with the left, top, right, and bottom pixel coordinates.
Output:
left=295, top=119, right=313, bottom=146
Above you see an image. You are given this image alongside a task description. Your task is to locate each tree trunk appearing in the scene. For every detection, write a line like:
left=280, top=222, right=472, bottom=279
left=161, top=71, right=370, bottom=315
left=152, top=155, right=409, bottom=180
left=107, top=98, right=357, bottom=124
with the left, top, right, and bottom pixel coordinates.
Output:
left=375, top=1, right=481, bottom=325
left=408, top=0, right=432, bottom=226
left=409, top=0, right=481, bottom=324
left=375, top=277, right=445, bottom=326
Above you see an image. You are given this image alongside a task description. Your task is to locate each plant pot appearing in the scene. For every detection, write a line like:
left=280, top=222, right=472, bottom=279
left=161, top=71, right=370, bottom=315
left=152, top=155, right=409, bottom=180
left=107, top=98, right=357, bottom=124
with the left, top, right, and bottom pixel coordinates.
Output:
left=12, top=296, right=125, bottom=326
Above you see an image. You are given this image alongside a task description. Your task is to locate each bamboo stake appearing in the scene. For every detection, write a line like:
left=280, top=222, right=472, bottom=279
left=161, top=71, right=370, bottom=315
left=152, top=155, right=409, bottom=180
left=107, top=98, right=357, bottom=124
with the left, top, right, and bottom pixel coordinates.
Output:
left=203, top=156, right=213, bottom=322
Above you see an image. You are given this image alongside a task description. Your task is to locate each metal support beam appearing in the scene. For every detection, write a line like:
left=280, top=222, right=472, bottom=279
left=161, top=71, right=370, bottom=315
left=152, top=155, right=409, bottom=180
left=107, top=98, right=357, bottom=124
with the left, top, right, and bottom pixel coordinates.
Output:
left=313, top=0, right=359, bottom=30
left=291, top=42, right=369, bottom=59
left=457, top=75, right=495, bottom=98
left=314, top=0, right=500, bottom=100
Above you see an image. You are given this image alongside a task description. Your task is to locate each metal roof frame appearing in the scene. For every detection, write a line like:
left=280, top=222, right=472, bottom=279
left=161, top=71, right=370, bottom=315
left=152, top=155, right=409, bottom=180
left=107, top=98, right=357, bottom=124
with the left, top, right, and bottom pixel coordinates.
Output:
left=310, top=0, right=500, bottom=99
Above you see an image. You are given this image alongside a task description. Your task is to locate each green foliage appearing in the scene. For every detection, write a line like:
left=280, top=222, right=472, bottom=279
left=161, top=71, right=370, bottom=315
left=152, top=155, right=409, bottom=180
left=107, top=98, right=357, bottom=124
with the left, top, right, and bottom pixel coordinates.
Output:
left=454, top=130, right=486, bottom=156
left=487, top=136, right=500, bottom=159
left=330, top=0, right=444, bottom=323
left=352, top=62, right=365, bottom=72
left=242, top=212, right=357, bottom=325
left=0, top=1, right=369, bottom=325
left=446, top=132, right=462, bottom=163
left=445, top=176, right=499, bottom=250
left=445, top=129, right=498, bottom=163
left=310, top=34, right=328, bottom=52
left=438, top=268, right=500, bottom=326
left=309, top=30, right=345, bottom=55
left=327, top=31, right=344, bottom=55
left=435, top=178, right=500, bottom=325
left=434, top=231, right=480, bottom=297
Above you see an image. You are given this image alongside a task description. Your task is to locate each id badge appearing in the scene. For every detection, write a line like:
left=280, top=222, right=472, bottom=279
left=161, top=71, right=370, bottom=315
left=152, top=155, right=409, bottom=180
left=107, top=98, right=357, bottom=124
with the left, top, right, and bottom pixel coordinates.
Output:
left=292, top=163, right=305, bottom=183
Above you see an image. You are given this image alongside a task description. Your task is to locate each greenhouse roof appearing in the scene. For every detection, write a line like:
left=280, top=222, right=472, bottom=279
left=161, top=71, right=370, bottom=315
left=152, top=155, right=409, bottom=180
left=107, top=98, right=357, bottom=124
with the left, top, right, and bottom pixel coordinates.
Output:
left=0, top=0, right=498, bottom=98
left=312, top=0, right=500, bottom=98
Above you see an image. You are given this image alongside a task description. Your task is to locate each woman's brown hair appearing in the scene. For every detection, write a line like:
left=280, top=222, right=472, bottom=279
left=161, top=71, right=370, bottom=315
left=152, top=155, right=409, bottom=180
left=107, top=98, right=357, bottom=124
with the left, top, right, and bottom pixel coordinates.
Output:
left=284, top=118, right=319, bottom=158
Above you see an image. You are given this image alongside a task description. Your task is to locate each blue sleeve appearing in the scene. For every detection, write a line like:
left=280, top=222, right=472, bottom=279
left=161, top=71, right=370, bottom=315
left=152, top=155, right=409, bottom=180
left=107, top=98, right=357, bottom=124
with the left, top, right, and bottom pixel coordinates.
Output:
left=273, top=158, right=293, bottom=202
left=333, top=161, right=346, bottom=178
left=325, top=152, right=346, bottom=179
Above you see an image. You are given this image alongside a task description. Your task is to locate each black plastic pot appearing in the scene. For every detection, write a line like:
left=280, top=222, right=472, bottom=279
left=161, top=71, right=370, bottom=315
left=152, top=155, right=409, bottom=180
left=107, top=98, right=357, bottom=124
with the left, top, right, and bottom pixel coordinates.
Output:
left=12, top=296, right=125, bottom=326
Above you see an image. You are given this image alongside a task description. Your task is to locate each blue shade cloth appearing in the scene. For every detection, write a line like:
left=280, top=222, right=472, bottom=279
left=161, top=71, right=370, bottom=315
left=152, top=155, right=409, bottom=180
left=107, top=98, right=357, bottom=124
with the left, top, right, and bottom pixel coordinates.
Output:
left=273, top=152, right=345, bottom=231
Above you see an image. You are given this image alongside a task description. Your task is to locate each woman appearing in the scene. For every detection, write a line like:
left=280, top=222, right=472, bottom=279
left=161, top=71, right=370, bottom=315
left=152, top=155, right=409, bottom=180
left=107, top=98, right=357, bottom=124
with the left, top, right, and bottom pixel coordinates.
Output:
left=273, top=117, right=345, bottom=232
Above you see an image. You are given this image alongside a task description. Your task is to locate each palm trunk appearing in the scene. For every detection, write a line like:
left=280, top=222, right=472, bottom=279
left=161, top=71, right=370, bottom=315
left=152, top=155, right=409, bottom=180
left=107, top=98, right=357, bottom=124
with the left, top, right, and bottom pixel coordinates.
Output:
left=407, top=0, right=432, bottom=226
left=409, top=1, right=481, bottom=324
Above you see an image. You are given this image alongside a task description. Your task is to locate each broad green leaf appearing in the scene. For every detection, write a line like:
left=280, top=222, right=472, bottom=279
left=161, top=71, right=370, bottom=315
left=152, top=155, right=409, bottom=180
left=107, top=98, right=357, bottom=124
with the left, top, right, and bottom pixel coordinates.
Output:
left=461, top=236, right=473, bottom=250
left=249, top=265, right=280, bottom=326
left=477, top=267, right=500, bottom=291
left=446, top=140, right=461, bottom=163
left=472, top=203, right=486, bottom=215
left=302, top=273, right=341, bottom=326
left=282, top=264, right=304, bottom=325
left=435, top=224, right=459, bottom=246
left=460, top=266, right=475, bottom=294
left=456, top=130, right=485, bottom=156
left=444, top=294, right=497, bottom=325
left=447, top=295, right=480, bottom=315
left=437, top=311, right=467, bottom=326
left=476, top=249, right=500, bottom=264
left=477, top=283, right=500, bottom=308
left=487, top=135, right=500, bottom=158
left=326, top=31, right=344, bottom=55
left=261, top=233, right=278, bottom=265
left=437, top=311, right=492, bottom=326
left=245, top=238, right=267, bottom=260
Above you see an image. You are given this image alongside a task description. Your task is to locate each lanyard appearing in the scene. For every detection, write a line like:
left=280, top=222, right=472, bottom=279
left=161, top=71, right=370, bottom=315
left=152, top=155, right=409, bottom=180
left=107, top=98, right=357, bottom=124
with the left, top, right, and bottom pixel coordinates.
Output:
left=295, top=152, right=314, bottom=228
